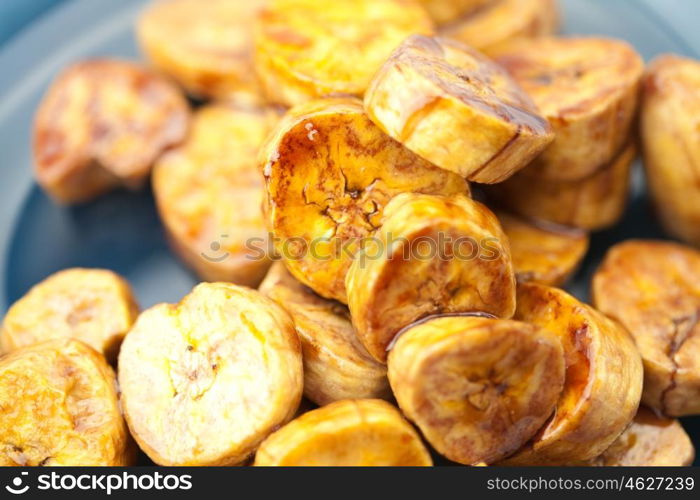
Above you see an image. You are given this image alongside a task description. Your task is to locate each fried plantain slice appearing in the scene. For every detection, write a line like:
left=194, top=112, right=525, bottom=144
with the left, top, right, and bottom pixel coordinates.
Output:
left=493, top=37, right=643, bottom=181
left=0, top=268, right=138, bottom=363
left=346, top=193, right=516, bottom=363
left=118, top=283, right=303, bottom=465
left=592, top=240, right=700, bottom=417
left=0, top=339, right=134, bottom=466
left=388, top=315, right=564, bottom=465
left=259, top=262, right=390, bottom=405
left=364, top=35, right=553, bottom=183
left=418, top=0, right=495, bottom=25
left=254, top=0, right=433, bottom=106
left=254, top=399, right=432, bottom=466
left=33, top=59, right=190, bottom=204
left=501, top=283, right=643, bottom=465
left=641, top=55, right=700, bottom=246
left=261, top=96, right=468, bottom=303
left=487, top=141, right=635, bottom=231
left=153, top=97, right=279, bottom=286
left=587, top=406, right=695, bottom=466
left=137, top=0, right=267, bottom=99
left=497, top=211, right=589, bottom=286
left=440, top=0, right=559, bottom=56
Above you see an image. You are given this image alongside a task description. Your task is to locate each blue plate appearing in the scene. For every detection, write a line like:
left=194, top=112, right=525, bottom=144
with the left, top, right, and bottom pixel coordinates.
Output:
left=0, top=0, right=698, bottom=464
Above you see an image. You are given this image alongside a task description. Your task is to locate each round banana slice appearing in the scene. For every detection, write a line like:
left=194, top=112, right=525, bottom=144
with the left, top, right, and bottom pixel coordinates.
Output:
left=592, top=240, right=700, bottom=417
left=388, top=315, right=565, bottom=465
left=254, top=399, right=432, bottom=466
left=641, top=55, right=700, bottom=247
left=346, top=192, right=516, bottom=363
left=33, top=59, right=190, bottom=204
left=493, top=37, right=643, bottom=181
left=153, top=98, right=279, bottom=286
left=501, top=283, right=643, bottom=465
left=137, top=0, right=266, bottom=99
left=254, top=0, right=434, bottom=106
left=0, top=339, right=133, bottom=466
left=497, top=212, right=589, bottom=286
left=118, top=283, right=303, bottom=466
left=418, top=0, right=495, bottom=25
left=261, top=96, right=468, bottom=303
left=440, top=0, right=559, bottom=56
left=588, top=407, right=695, bottom=466
left=364, top=35, right=553, bottom=183
left=487, top=141, right=635, bottom=231
left=0, top=268, right=138, bottom=362
left=259, top=262, right=390, bottom=405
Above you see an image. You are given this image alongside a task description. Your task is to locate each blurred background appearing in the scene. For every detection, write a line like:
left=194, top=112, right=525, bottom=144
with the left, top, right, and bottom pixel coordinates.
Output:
left=0, top=0, right=66, bottom=45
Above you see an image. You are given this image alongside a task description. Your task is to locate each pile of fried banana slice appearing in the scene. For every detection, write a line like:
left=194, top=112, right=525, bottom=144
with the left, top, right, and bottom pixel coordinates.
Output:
left=2, top=0, right=698, bottom=467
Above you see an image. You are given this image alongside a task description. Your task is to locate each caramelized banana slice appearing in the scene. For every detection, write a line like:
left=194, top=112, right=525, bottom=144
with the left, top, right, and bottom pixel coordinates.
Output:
left=589, top=407, right=694, bottom=466
left=33, top=59, right=190, bottom=204
left=262, top=97, right=468, bottom=303
left=388, top=315, right=564, bottom=465
left=137, top=0, right=266, bottom=99
left=419, top=0, right=495, bottom=25
left=641, top=55, right=700, bottom=246
left=346, top=193, right=516, bottom=363
left=259, top=262, right=390, bottom=405
left=0, top=339, right=133, bottom=466
left=254, top=0, right=433, bottom=106
left=441, top=0, right=559, bottom=56
left=497, top=212, right=589, bottom=286
left=153, top=98, right=279, bottom=286
left=501, top=283, right=643, bottom=465
left=254, top=399, right=432, bottom=466
left=493, top=37, right=643, bottom=180
left=0, top=268, right=138, bottom=362
left=592, top=240, right=700, bottom=417
left=118, top=283, right=302, bottom=465
left=487, top=141, right=635, bottom=231
left=365, top=35, right=553, bottom=183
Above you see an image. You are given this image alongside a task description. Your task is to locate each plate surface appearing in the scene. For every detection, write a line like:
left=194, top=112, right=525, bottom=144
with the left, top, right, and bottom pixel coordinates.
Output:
left=0, top=0, right=698, bottom=464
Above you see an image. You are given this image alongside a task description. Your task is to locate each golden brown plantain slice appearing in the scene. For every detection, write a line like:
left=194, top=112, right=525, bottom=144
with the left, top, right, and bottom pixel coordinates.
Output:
left=592, top=240, right=700, bottom=417
left=33, top=59, right=190, bottom=204
left=254, top=399, right=432, bottom=466
left=418, top=0, right=495, bottom=25
left=441, top=0, right=558, bottom=55
left=501, top=283, right=643, bottom=465
left=364, top=35, right=553, bottom=183
left=493, top=37, right=643, bottom=180
left=254, top=0, right=433, bottom=106
left=588, top=407, right=694, bottom=466
left=261, top=96, right=468, bottom=303
left=346, top=193, right=516, bottom=363
left=388, top=315, right=565, bottom=465
left=153, top=97, right=280, bottom=286
left=0, top=339, right=134, bottom=466
left=259, top=262, right=390, bottom=405
left=641, top=55, right=700, bottom=246
left=137, top=0, right=267, bottom=99
left=487, top=141, right=635, bottom=231
left=497, top=211, right=589, bottom=286
left=0, top=268, right=138, bottom=362
left=118, top=283, right=303, bottom=465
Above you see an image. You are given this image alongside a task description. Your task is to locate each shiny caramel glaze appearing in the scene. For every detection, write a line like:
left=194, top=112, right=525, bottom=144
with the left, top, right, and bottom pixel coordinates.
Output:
left=365, top=35, right=553, bottom=183
left=260, top=96, right=468, bottom=303
left=388, top=315, right=564, bottom=464
left=501, top=283, right=643, bottom=465
left=346, top=192, right=516, bottom=363
left=33, top=59, right=189, bottom=203
left=592, top=240, right=700, bottom=417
